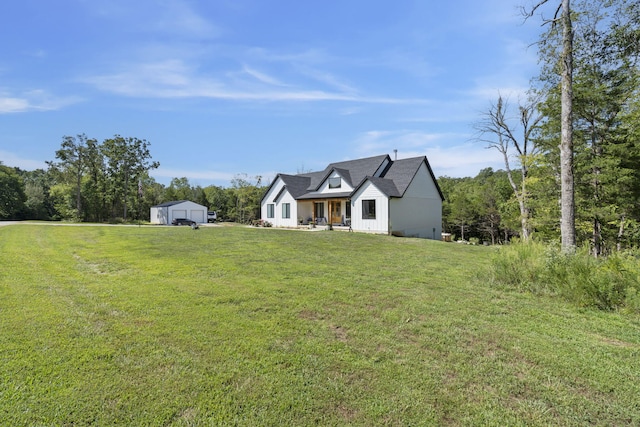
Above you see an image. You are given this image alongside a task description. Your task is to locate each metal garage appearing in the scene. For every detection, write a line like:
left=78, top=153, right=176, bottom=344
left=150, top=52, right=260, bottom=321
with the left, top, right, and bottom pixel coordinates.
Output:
left=149, top=200, right=208, bottom=225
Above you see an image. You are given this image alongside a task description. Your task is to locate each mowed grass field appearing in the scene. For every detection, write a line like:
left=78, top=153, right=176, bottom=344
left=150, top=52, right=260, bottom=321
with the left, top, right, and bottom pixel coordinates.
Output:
left=1, top=224, right=639, bottom=426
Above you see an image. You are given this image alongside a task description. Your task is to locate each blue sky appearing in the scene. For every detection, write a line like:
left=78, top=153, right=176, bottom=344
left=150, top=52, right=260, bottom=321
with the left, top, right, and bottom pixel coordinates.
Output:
left=0, top=0, right=544, bottom=187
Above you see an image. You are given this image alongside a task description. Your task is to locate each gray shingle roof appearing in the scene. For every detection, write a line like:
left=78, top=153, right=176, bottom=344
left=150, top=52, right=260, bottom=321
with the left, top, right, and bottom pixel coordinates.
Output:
left=332, top=168, right=353, bottom=187
left=381, top=157, right=424, bottom=196
left=278, top=174, right=312, bottom=199
left=325, top=154, right=389, bottom=189
left=152, top=200, right=189, bottom=208
left=365, top=177, right=402, bottom=197
left=298, top=171, right=326, bottom=191
left=262, top=153, right=443, bottom=202
left=297, top=191, right=353, bottom=200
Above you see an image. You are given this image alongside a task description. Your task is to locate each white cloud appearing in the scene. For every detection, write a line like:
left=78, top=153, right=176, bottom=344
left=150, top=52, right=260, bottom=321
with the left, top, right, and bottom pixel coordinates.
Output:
left=86, top=0, right=220, bottom=39
left=241, top=65, right=289, bottom=87
left=353, top=129, right=469, bottom=155
left=296, top=67, right=358, bottom=94
left=0, top=150, right=47, bottom=170
left=351, top=129, right=505, bottom=178
left=152, top=167, right=236, bottom=184
left=155, top=0, right=220, bottom=38
left=246, top=47, right=332, bottom=65
left=84, top=59, right=430, bottom=104
left=425, top=144, right=505, bottom=178
left=0, top=90, right=81, bottom=114
left=0, top=97, right=30, bottom=113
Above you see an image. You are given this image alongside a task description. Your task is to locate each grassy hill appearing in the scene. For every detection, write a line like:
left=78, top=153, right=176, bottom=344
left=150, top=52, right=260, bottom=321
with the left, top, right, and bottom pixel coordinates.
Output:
left=1, top=224, right=638, bottom=425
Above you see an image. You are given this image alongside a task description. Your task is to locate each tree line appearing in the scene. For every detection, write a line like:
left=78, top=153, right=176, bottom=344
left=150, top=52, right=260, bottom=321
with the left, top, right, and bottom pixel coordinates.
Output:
left=442, top=0, right=640, bottom=256
left=2, top=0, right=638, bottom=256
left=0, top=134, right=265, bottom=224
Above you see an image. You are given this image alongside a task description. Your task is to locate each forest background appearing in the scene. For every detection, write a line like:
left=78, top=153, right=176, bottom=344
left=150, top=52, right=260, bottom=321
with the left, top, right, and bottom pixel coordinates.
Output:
left=1, top=0, right=640, bottom=258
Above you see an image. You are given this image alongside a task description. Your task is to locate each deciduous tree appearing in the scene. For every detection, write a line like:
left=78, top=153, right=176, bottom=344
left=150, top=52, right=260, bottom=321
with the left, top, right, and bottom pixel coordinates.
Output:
left=475, top=95, right=542, bottom=241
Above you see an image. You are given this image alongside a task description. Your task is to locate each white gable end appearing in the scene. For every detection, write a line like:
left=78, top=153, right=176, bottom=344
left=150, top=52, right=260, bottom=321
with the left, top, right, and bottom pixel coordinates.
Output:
left=317, top=170, right=354, bottom=194
left=389, top=162, right=442, bottom=238
left=260, top=177, right=298, bottom=227
left=350, top=180, right=389, bottom=234
left=403, top=162, right=440, bottom=199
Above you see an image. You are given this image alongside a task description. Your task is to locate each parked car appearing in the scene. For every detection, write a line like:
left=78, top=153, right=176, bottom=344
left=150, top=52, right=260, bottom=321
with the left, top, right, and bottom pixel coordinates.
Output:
left=207, top=211, right=217, bottom=223
left=172, top=218, right=197, bottom=226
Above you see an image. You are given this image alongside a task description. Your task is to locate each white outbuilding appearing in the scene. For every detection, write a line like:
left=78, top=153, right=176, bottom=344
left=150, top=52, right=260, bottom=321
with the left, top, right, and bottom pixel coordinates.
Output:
left=150, top=200, right=208, bottom=225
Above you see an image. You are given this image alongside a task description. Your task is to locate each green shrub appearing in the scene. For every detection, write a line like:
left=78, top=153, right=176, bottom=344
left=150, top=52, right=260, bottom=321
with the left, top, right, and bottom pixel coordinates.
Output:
left=491, top=242, right=640, bottom=312
left=489, top=241, right=548, bottom=292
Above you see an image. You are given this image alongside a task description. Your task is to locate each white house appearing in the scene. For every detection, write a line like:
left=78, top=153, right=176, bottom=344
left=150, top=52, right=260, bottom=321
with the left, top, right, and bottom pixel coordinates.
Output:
left=150, top=200, right=208, bottom=225
left=260, top=154, right=444, bottom=239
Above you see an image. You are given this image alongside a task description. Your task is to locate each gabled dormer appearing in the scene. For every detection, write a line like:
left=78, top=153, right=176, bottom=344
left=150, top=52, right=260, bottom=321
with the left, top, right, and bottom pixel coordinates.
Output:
left=316, top=167, right=354, bottom=194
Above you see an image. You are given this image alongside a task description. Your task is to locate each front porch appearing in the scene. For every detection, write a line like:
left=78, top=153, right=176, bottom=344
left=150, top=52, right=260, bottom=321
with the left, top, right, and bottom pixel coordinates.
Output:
left=296, top=198, right=351, bottom=227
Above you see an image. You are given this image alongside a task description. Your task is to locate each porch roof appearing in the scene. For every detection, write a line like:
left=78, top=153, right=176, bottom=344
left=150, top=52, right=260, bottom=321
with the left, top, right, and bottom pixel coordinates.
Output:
left=296, top=191, right=352, bottom=200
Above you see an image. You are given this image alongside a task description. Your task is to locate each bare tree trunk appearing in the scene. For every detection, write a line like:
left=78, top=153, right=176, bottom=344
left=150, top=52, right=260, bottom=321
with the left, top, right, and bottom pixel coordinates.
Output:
left=617, top=215, right=625, bottom=252
left=593, top=218, right=602, bottom=258
left=76, top=169, right=82, bottom=219
left=475, top=95, right=540, bottom=242
left=123, top=169, right=129, bottom=221
left=560, top=0, right=576, bottom=251
left=502, top=148, right=530, bottom=241
left=592, top=136, right=602, bottom=258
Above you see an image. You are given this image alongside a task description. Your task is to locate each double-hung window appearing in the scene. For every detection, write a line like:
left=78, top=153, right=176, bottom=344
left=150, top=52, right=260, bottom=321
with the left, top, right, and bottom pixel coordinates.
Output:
left=362, top=199, right=376, bottom=219
left=267, top=204, right=275, bottom=218
left=282, top=203, right=291, bottom=219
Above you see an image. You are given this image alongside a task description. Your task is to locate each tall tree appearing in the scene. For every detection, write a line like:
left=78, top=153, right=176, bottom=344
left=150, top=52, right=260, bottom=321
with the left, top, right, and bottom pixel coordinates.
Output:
left=535, top=0, right=640, bottom=253
left=230, top=174, right=263, bottom=223
left=526, top=0, right=577, bottom=251
left=475, top=95, right=542, bottom=241
left=82, top=137, right=106, bottom=222
left=572, top=1, right=638, bottom=255
left=0, top=163, right=26, bottom=219
left=204, top=185, right=229, bottom=220
left=21, top=169, right=54, bottom=220
left=49, top=134, right=95, bottom=220
left=166, top=177, right=193, bottom=201
left=101, top=136, right=159, bottom=221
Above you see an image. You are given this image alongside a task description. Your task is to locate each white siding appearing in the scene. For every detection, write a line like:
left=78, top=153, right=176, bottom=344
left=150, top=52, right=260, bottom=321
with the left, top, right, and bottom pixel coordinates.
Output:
left=389, top=163, right=442, bottom=239
left=297, top=201, right=313, bottom=223
left=316, top=170, right=354, bottom=194
left=350, top=181, right=389, bottom=234
left=261, top=178, right=284, bottom=222
left=150, top=207, right=165, bottom=224
left=260, top=177, right=298, bottom=227
left=275, top=191, right=298, bottom=227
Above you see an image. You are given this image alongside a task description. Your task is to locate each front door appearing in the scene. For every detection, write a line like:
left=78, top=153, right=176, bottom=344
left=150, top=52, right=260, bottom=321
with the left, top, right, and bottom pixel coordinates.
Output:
left=330, top=200, right=341, bottom=225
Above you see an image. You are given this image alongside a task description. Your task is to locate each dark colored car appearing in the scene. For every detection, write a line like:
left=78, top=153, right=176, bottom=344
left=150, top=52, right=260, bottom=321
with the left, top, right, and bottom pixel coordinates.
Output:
left=172, top=218, right=197, bottom=226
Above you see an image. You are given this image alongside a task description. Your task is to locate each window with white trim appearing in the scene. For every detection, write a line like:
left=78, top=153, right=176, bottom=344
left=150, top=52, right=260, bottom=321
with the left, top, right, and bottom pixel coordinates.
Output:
left=282, top=203, right=291, bottom=219
left=267, top=204, right=274, bottom=218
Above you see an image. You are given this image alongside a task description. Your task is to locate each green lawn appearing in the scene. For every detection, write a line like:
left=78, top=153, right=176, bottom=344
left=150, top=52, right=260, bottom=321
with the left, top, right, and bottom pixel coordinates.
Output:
left=1, top=224, right=639, bottom=426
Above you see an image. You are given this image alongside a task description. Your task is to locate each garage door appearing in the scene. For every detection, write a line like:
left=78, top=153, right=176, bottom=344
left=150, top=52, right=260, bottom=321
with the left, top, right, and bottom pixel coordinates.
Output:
left=190, top=210, right=205, bottom=223
left=172, top=210, right=187, bottom=221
